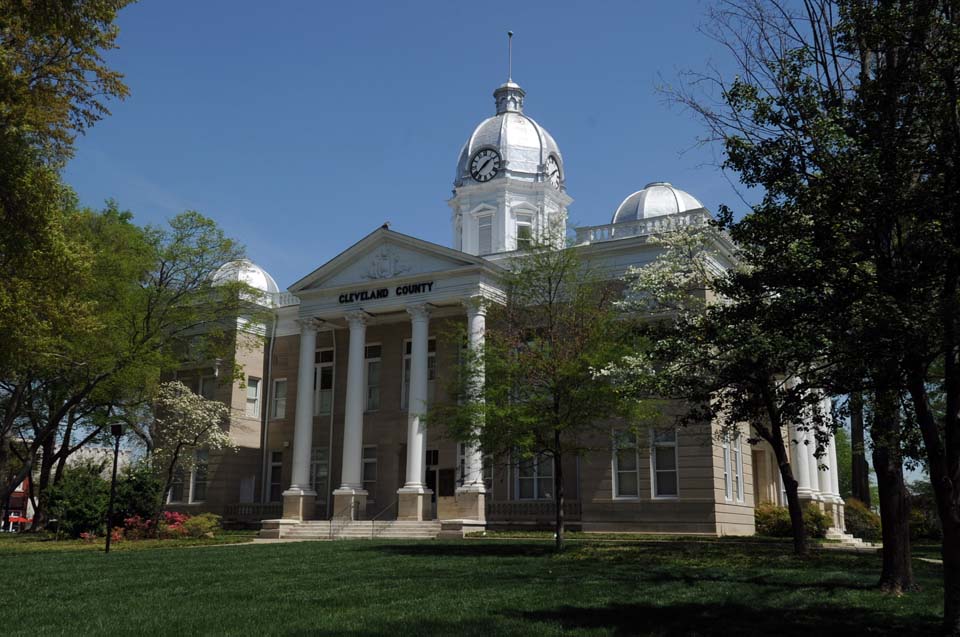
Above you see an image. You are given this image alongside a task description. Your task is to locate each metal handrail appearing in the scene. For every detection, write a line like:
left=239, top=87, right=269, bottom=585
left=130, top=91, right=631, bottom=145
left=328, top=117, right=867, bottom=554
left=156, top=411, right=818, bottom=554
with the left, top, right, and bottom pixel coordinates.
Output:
left=329, top=500, right=358, bottom=540
left=368, top=497, right=399, bottom=540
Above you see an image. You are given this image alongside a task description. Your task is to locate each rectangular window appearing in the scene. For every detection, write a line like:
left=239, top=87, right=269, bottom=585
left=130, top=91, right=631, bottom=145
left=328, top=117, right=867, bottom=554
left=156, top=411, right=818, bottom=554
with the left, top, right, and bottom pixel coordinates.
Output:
left=483, top=455, right=493, bottom=492
left=478, top=215, right=493, bottom=255
left=365, top=345, right=381, bottom=411
left=272, top=378, right=287, bottom=419
left=516, top=453, right=554, bottom=500
left=516, top=214, right=532, bottom=250
left=269, top=451, right=283, bottom=503
left=191, top=450, right=208, bottom=503
left=722, top=434, right=744, bottom=502
left=651, top=428, right=679, bottom=498
left=402, top=338, right=436, bottom=409
left=362, top=446, right=377, bottom=496
left=613, top=430, right=640, bottom=498
left=310, top=447, right=328, bottom=503
left=314, top=349, right=334, bottom=416
left=169, top=467, right=185, bottom=503
left=246, top=378, right=260, bottom=418
left=199, top=376, right=217, bottom=401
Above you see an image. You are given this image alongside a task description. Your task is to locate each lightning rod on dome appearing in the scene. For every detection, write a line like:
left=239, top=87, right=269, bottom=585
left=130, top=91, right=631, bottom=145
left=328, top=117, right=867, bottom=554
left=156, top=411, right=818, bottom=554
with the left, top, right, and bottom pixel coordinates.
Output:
left=507, top=31, right=513, bottom=82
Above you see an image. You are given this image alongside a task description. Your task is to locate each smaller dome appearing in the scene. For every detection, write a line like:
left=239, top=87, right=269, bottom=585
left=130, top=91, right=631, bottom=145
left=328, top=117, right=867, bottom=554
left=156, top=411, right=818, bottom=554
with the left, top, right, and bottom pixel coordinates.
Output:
left=213, top=259, right=280, bottom=295
left=612, top=182, right=704, bottom=224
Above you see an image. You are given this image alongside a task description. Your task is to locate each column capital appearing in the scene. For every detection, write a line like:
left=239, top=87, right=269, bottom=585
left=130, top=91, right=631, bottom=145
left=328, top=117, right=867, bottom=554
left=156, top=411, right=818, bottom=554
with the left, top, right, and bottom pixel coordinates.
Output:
left=406, top=303, right=431, bottom=322
left=462, top=296, right=488, bottom=318
left=295, top=317, right=324, bottom=332
left=344, top=311, right=368, bottom=329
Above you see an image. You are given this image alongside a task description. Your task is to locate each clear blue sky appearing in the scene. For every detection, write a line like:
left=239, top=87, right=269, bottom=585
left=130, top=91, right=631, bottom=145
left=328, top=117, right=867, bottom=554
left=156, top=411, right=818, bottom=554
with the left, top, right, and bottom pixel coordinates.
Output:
left=65, top=0, right=743, bottom=289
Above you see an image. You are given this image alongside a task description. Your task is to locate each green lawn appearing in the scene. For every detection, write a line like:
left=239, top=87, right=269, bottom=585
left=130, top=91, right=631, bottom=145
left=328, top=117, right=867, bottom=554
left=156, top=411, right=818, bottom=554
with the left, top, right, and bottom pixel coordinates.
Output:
left=1, top=538, right=943, bottom=635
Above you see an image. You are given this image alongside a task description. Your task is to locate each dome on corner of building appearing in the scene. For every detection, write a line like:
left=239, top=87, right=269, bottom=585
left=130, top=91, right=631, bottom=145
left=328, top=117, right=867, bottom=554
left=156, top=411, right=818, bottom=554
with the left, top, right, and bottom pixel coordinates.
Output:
left=611, top=182, right=705, bottom=224
left=212, top=259, right=280, bottom=295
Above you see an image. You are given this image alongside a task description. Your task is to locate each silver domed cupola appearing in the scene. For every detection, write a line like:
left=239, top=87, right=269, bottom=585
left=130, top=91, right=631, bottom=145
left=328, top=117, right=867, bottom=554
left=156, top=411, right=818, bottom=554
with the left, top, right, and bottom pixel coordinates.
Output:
left=449, top=35, right=572, bottom=258
left=612, top=182, right=705, bottom=224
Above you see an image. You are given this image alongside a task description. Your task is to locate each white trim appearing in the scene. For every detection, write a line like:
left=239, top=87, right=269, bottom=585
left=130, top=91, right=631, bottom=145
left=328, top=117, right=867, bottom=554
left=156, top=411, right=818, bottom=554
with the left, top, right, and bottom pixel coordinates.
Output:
left=363, top=343, right=381, bottom=412
left=514, top=453, right=554, bottom=500
left=611, top=430, right=641, bottom=500
left=245, top=377, right=261, bottom=418
left=650, top=428, right=679, bottom=499
left=401, top=337, right=436, bottom=410
left=271, top=377, right=288, bottom=420
left=314, top=348, right=335, bottom=416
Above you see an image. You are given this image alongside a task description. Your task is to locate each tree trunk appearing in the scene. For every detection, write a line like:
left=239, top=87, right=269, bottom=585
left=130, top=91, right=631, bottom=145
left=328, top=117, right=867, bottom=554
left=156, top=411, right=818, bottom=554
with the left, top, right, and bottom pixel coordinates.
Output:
left=553, top=438, right=565, bottom=553
left=762, top=418, right=807, bottom=556
left=850, top=392, right=871, bottom=506
left=871, top=391, right=915, bottom=593
left=30, top=435, right=56, bottom=531
left=943, top=516, right=960, bottom=636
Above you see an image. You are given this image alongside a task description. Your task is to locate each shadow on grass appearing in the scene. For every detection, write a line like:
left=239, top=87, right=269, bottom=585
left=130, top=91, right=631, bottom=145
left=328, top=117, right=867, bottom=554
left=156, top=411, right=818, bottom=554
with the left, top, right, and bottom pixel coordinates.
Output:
left=510, top=601, right=938, bottom=636
left=367, top=541, right=557, bottom=559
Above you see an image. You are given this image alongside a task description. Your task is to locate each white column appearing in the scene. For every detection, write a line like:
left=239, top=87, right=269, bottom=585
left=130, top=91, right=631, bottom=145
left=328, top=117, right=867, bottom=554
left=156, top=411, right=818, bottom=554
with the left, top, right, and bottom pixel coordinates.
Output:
left=816, top=397, right=832, bottom=499
left=459, top=300, right=486, bottom=492
left=401, top=304, right=430, bottom=491
left=788, top=421, right=813, bottom=497
left=286, top=318, right=319, bottom=494
left=828, top=433, right=841, bottom=499
left=336, top=311, right=367, bottom=493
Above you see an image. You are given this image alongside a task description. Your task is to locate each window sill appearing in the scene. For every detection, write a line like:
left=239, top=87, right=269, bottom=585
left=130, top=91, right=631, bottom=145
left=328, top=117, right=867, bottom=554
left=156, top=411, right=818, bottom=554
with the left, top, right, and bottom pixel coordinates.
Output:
left=612, top=496, right=641, bottom=501
left=651, top=495, right=680, bottom=501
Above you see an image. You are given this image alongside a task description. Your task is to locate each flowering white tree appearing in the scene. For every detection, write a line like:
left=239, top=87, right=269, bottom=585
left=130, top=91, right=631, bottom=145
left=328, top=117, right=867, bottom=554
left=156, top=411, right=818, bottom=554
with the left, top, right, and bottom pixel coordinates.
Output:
left=147, top=381, right=234, bottom=512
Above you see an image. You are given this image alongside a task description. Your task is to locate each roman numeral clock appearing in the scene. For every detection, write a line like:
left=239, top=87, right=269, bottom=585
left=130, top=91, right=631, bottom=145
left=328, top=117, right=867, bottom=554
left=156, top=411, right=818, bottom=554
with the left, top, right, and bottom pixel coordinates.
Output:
left=470, top=148, right=501, bottom=182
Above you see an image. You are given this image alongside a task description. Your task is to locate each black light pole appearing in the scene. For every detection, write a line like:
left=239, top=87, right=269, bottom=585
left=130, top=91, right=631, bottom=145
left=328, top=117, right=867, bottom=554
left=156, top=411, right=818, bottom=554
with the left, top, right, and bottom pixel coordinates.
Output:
left=104, top=423, right=123, bottom=554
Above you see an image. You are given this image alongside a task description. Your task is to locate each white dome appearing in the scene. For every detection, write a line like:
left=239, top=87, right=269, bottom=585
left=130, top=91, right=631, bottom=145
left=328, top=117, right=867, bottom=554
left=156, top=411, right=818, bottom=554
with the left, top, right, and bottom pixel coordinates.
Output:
left=212, top=259, right=280, bottom=295
left=454, top=82, right=563, bottom=187
left=612, top=182, right=704, bottom=224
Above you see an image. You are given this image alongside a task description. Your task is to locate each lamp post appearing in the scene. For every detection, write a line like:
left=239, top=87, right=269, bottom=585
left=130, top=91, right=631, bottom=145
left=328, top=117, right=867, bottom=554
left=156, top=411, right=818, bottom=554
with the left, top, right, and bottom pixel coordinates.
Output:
left=104, top=423, right=123, bottom=554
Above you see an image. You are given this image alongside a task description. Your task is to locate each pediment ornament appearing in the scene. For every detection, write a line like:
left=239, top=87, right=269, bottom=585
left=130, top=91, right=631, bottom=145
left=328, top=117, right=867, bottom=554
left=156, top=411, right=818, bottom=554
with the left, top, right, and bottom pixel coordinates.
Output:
left=363, top=246, right=411, bottom=280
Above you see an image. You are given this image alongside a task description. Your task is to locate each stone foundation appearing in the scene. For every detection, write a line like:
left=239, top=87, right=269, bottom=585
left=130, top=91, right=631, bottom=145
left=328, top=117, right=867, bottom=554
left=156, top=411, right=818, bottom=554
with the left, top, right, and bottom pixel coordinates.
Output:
left=397, top=489, right=433, bottom=520
left=282, top=490, right=316, bottom=521
left=332, top=489, right=367, bottom=519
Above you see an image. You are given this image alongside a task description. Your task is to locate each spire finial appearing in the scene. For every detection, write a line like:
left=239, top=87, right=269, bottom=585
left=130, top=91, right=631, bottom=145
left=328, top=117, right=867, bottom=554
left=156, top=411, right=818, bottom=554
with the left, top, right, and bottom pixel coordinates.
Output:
left=507, top=31, right=513, bottom=82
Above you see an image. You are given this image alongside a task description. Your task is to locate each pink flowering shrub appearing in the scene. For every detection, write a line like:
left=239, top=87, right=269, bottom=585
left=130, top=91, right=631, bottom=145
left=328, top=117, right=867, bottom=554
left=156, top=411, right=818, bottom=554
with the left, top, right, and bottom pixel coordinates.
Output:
left=159, top=511, right=189, bottom=538
left=110, top=527, right=124, bottom=543
left=122, top=511, right=193, bottom=540
left=79, top=531, right=97, bottom=542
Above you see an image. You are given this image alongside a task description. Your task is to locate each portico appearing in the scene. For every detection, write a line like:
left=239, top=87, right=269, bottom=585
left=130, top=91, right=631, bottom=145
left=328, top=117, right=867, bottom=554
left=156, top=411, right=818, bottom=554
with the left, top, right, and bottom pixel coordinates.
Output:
left=279, top=227, right=504, bottom=522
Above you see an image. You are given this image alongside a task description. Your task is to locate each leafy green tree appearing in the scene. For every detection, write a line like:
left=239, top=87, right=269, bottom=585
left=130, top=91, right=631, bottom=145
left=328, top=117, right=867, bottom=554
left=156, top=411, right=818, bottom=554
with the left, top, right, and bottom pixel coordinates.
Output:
left=47, top=461, right=109, bottom=538
left=432, top=238, right=639, bottom=551
left=601, top=223, right=833, bottom=556
left=146, top=381, right=234, bottom=526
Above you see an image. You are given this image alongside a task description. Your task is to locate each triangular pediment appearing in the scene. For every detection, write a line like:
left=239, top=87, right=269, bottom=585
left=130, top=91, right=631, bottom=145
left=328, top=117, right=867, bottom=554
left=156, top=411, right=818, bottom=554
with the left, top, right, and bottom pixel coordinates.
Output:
left=289, top=227, right=499, bottom=293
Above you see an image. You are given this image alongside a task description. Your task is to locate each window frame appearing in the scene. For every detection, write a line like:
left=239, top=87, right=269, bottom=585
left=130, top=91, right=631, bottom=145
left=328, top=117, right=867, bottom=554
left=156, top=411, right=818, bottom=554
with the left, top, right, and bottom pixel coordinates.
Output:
left=364, top=344, right=381, bottom=412
left=362, top=445, right=377, bottom=498
left=515, top=213, right=533, bottom=250
left=190, top=450, right=209, bottom=503
left=245, top=377, right=261, bottom=418
left=401, top=337, right=437, bottom=410
left=515, top=453, right=555, bottom=501
left=268, top=451, right=283, bottom=503
left=477, top=214, right=493, bottom=255
left=612, top=430, right=641, bottom=500
left=650, top=428, right=679, bottom=499
left=314, top=348, right=335, bottom=416
left=272, top=378, right=288, bottom=420
left=310, top=447, right=329, bottom=504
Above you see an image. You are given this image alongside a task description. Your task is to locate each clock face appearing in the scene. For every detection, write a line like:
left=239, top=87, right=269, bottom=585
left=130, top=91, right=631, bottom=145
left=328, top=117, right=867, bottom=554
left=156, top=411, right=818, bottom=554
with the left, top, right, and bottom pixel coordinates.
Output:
left=546, top=156, right=561, bottom=189
left=470, top=149, right=501, bottom=182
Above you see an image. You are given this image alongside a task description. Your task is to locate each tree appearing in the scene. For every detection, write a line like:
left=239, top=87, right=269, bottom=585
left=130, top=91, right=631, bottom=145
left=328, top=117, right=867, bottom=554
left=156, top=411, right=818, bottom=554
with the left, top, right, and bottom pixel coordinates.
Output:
left=0, top=207, right=253, bottom=524
left=432, top=238, right=639, bottom=551
left=146, top=381, right=234, bottom=524
left=849, top=392, right=871, bottom=505
left=600, top=222, right=834, bottom=556
left=669, top=0, right=960, bottom=622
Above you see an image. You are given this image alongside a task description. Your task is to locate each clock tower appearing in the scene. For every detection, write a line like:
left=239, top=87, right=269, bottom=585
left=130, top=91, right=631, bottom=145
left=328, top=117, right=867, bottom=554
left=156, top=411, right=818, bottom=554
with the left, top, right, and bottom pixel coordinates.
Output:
left=449, top=77, right=571, bottom=259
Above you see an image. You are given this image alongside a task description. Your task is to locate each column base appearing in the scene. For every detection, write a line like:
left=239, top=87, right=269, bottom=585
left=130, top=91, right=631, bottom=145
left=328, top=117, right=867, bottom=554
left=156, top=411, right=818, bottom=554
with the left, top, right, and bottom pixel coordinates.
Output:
left=452, top=487, right=486, bottom=522
left=281, top=488, right=317, bottom=521
left=332, top=488, right=367, bottom=520
left=397, top=488, right=434, bottom=521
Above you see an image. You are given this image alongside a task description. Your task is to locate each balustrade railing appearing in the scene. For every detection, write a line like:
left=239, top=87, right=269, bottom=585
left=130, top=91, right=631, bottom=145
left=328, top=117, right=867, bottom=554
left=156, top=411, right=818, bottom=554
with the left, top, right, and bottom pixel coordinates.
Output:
left=574, top=209, right=710, bottom=245
left=485, top=499, right=582, bottom=521
left=223, top=502, right=283, bottom=521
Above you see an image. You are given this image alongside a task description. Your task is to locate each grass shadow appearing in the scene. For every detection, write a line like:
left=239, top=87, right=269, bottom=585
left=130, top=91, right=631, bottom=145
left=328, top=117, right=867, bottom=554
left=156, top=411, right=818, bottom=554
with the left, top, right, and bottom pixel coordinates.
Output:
left=512, top=601, right=939, bottom=636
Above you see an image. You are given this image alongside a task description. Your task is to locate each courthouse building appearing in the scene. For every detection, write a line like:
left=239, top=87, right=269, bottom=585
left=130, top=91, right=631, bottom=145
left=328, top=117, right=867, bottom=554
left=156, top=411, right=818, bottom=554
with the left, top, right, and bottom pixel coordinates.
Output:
left=175, top=73, right=846, bottom=538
